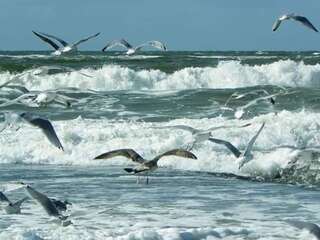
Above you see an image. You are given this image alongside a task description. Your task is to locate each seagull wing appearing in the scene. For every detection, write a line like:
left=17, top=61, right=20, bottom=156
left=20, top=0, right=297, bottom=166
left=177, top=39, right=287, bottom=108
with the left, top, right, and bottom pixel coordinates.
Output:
left=24, top=185, right=61, bottom=217
left=39, top=32, right=69, bottom=47
left=272, top=19, right=283, bottom=31
left=0, top=191, right=10, bottom=203
left=19, top=113, right=64, bottom=151
left=135, top=41, right=167, bottom=51
left=102, top=39, right=133, bottom=51
left=32, top=31, right=60, bottom=50
left=12, top=197, right=28, bottom=208
left=72, top=32, right=100, bottom=47
left=152, top=149, right=197, bottom=163
left=209, top=138, right=242, bottom=158
left=292, top=15, right=319, bottom=32
left=243, top=122, right=265, bottom=158
left=94, top=149, right=145, bottom=164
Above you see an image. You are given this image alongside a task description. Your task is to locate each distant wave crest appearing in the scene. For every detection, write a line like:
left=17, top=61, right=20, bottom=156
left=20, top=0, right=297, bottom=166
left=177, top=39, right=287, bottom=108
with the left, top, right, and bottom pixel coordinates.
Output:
left=1, top=60, right=320, bottom=90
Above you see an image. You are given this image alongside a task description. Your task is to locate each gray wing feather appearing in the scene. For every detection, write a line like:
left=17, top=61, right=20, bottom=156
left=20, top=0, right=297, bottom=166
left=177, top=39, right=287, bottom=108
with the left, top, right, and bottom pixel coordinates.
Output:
left=243, top=122, right=265, bottom=157
left=39, top=32, right=69, bottom=47
left=32, top=31, right=60, bottom=50
left=102, top=39, right=133, bottom=51
left=20, top=113, right=64, bottom=151
left=209, top=138, right=241, bottom=158
left=153, top=149, right=197, bottom=162
left=292, top=16, right=319, bottom=32
left=72, top=32, right=100, bottom=47
left=94, top=149, right=145, bottom=163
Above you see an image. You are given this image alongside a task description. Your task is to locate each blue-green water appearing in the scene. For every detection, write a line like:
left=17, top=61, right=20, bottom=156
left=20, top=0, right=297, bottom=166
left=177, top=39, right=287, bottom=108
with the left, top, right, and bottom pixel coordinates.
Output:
left=1, top=51, right=320, bottom=239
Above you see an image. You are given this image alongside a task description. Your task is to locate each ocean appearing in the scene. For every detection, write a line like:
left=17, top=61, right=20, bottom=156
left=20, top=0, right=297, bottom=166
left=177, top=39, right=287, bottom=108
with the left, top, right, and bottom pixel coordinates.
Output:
left=0, top=51, right=320, bottom=239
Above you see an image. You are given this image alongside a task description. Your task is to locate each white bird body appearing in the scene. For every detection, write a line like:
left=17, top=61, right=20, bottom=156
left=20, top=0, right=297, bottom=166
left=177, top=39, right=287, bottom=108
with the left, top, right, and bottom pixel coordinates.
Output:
left=126, top=48, right=136, bottom=55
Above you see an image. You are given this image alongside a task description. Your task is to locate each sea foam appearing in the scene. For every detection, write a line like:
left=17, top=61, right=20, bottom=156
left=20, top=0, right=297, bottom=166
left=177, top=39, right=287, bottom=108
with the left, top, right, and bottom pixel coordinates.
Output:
left=0, top=60, right=320, bottom=91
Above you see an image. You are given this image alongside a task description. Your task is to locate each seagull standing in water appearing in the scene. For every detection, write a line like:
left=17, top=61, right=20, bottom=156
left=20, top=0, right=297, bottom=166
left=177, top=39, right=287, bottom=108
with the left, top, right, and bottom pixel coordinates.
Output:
left=0, top=191, right=28, bottom=214
left=209, top=123, right=265, bottom=169
left=32, top=31, right=100, bottom=56
left=94, top=149, right=197, bottom=184
left=272, top=14, right=318, bottom=32
left=102, top=39, right=167, bottom=55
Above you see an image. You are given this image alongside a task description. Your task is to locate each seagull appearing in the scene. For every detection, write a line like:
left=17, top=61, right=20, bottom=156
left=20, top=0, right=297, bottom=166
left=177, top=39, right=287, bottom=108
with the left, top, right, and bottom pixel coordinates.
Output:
left=102, top=39, right=167, bottom=55
left=0, top=112, right=64, bottom=151
left=272, top=14, right=318, bottom=32
left=33, top=31, right=100, bottom=56
left=154, top=123, right=251, bottom=150
left=94, top=149, right=197, bottom=184
left=19, top=112, right=64, bottom=151
left=209, top=123, right=265, bottom=169
left=234, top=94, right=277, bottom=119
left=0, top=91, right=74, bottom=108
left=0, top=191, right=28, bottom=214
left=20, top=183, right=72, bottom=226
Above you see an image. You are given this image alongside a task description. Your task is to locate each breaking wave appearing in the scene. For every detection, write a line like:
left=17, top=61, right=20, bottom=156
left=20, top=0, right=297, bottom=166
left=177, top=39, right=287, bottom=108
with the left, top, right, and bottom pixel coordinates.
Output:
left=1, top=60, right=320, bottom=91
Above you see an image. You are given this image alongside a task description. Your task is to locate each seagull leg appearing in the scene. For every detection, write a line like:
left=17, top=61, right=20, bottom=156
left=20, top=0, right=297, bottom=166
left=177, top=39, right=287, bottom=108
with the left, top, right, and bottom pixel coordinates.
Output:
left=146, top=175, right=149, bottom=185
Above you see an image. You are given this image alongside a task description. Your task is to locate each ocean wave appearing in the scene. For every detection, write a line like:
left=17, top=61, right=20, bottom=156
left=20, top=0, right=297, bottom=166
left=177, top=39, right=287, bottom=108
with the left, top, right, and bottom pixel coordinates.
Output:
left=0, top=60, right=319, bottom=91
left=0, top=110, right=319, bottom=184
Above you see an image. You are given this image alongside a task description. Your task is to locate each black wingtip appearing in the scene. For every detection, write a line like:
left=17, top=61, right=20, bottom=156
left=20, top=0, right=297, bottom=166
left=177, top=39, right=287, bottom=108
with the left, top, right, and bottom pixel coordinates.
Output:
left=124, top=168, right=134, bottom=173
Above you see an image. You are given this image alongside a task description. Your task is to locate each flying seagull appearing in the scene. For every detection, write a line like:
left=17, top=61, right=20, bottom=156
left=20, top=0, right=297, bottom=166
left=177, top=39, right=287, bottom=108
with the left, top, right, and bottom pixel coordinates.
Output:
left=0, top=112, right=64, bottom=151
left=272, top=14, right=318, bottom=32
left=20, top=183, right=72, bottom=226
left=32, top=31, right=100, bottom=56
left=94, top=149, right=197, bottom=184
left=209, top=123, right=265, bottom=169
left=19, top=112, right=64, bottom=151
left=234, top=94, right=277, bottom=119
left=102, top=39, right=167, bottom=55
left=154, top=123, right=251, bottom=150
left=0, top=191, right=28, bottom=214
left=0, top=91, right=74, bottom=108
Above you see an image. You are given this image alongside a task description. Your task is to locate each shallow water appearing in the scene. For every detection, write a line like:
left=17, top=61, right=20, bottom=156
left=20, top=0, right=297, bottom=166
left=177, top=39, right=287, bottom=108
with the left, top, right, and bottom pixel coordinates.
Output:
left=0, top=51, right=320, bottom=239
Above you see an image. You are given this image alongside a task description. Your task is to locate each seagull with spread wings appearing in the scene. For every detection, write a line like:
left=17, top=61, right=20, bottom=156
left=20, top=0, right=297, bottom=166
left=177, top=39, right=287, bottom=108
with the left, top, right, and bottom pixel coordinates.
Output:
left=94, top=149, right=197, bottom=184
left=272, top=14, right=318, bottom=32
left=209, top=123, right=265, bottom=170
left=102, top=39, right=167, bottom=55
left=32, top=31, right=100, bottom=56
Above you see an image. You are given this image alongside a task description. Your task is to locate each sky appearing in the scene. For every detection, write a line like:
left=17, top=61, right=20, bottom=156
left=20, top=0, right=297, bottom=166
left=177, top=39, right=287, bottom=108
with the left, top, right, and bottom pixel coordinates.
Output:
left=1, top=0, right=320, bottom=51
